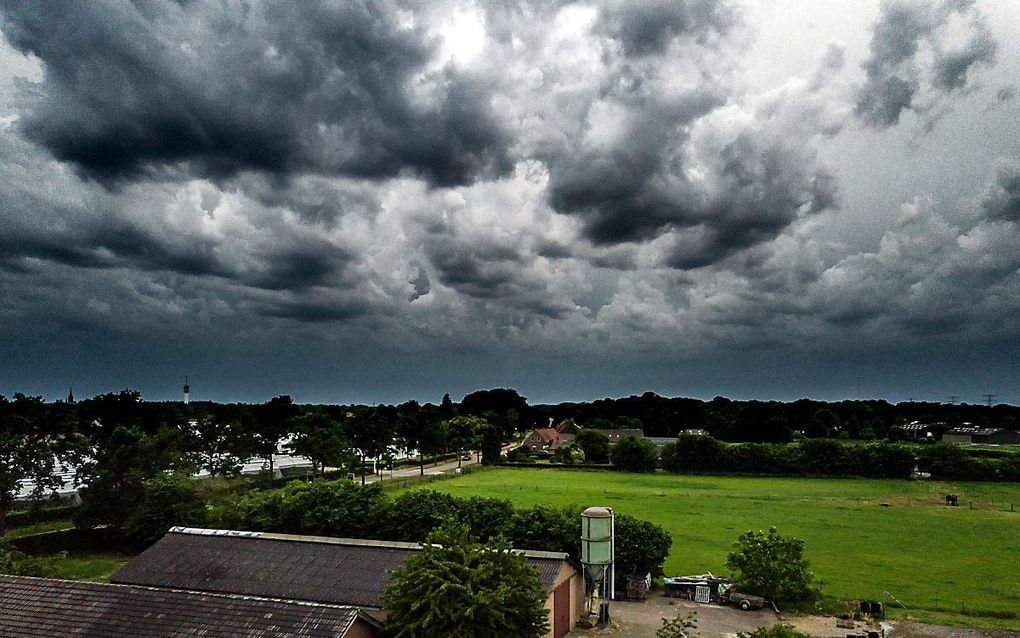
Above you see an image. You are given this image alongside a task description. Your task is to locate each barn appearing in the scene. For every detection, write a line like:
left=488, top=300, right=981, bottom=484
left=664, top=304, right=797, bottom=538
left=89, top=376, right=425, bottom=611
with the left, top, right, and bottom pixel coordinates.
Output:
left=943, top=427, right=1020, bottom=445
left=112, top=526, right=585, bottom=638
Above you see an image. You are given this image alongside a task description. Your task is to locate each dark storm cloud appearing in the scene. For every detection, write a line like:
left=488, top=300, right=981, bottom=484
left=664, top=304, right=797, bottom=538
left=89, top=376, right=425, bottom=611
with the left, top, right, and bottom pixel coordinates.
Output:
left=0, top=1, right=511, bottom=186
left=593, top=0, right=734, bottom=56
left=424, top=238, right=523, bottom=300
left=246, top=244, right=354, bottom=292
left=258, top=299, right=371, bottom=323
left=981, top=166, right=1020, bottom=222
left=0, top=214, right=224, bottom=277
left=854, top=0, right=996, bottom=127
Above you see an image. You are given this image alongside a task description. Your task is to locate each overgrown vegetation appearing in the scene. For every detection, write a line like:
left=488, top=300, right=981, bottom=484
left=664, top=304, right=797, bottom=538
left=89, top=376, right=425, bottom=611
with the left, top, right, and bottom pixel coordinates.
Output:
left=382, top=525, right=549, bottom=638
left=725, top=527, right=818, bottom=605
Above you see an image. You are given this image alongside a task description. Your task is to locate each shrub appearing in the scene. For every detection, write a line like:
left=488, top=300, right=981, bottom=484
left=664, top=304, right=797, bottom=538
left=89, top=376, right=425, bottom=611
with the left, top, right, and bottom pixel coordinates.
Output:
left=383, top=525, right=548, bottom=638
left=123, top=473, right=207, bottom=544
left=726, top=527, right=818, bottom=605
left=0, top=539, right=43, bottom=576
left=610, top=436, right=658, bottom=472
left=275, top=480, right=386, bottom=538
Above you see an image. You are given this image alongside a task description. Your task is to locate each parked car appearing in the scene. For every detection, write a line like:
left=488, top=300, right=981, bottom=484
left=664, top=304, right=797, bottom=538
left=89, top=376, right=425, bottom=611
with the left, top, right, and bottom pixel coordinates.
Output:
left=462, top=454, right=472, bottom=461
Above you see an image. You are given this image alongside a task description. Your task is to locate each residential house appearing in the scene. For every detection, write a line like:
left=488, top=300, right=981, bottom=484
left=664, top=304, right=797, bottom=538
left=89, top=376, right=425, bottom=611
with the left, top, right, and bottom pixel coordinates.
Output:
left=522, top=427, right=564, bottom=451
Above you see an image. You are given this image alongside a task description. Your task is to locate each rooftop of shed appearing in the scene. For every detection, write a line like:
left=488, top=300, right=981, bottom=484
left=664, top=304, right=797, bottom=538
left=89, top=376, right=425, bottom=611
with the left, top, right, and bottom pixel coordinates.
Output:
left=0, top=575, right=363, bottom=638
left=111, top=527, right=572, bottom=610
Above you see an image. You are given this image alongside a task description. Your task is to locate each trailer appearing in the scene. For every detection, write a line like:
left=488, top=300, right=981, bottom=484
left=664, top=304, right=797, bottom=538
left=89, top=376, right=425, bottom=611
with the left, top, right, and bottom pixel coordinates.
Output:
left=721, top=589, right=767, bottom=611
left=662, top=574, right=734, bottom=603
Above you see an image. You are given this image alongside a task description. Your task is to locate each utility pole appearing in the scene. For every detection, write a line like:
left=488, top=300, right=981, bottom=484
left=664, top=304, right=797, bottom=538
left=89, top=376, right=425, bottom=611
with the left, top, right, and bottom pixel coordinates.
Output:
left=946, top=395, right=959, bottom=405
left=983, top=394, right=997, bottom=407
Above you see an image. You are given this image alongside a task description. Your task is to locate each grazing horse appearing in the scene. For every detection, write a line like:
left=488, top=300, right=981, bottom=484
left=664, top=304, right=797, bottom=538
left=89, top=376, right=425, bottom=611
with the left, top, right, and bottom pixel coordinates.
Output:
left=945, top=494, right=959, bottom=506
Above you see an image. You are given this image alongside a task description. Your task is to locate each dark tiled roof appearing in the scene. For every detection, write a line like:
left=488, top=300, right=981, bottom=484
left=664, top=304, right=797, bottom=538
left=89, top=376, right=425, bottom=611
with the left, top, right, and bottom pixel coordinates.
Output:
left=111, top=528, right=570, bottom=609
left=0, top=575, right=361, bottom=638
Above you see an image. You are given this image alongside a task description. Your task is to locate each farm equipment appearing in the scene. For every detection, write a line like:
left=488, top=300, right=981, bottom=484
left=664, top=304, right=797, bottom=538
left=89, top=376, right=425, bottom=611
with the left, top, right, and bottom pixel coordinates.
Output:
left=721, top=589, right=767, bottom=611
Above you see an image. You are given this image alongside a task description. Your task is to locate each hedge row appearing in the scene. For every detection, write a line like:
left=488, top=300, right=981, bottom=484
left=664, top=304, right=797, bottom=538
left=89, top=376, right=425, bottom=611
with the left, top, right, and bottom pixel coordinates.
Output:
left=660, top=437, right=1020, bottom=482
left=211, top=480, right=672, bottom=589
left=6, top=504, right=79, bottom=529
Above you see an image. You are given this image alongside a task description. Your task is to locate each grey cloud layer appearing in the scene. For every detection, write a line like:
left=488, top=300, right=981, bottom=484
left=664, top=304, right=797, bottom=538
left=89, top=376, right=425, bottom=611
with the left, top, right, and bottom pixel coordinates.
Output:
left=1, top=0, right=1017, bottom=382
left=0, top=0, right=511, bottom=186
left=854, top=0, right=997, bottom=127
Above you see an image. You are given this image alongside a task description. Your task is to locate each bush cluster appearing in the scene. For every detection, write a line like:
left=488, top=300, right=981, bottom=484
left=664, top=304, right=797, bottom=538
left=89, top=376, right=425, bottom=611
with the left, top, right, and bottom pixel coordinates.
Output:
left=660, top=436, right=915, bottom=479
left=660, top=435, right=1020, bottom=482
left=213, top=482, right=672, bottom=589
left=915, top=443, right=1020, bottom=481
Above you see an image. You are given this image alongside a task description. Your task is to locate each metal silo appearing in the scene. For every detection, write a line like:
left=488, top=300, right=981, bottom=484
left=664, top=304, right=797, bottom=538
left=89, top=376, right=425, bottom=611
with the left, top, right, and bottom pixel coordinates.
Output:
left=580, top=506, right=614, bottom=624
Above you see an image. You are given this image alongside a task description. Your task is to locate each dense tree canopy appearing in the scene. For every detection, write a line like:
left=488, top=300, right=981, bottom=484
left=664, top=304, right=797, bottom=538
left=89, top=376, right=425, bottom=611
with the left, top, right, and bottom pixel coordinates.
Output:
left=610, top=436, right=658, bottom=472
left=382, top=525, right=549, bottom=638
left=725, top=527, right=817, bottom=604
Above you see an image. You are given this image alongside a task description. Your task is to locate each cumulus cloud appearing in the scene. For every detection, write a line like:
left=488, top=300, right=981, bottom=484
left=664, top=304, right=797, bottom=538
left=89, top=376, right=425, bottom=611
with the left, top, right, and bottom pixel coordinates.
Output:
left=1, top=0, right=1018, bottom=400
left=0, top=1, right=511, bottom=186
left=980, top=165, right=1020, bottom=222
left=854, top=0, right=997, bottom=128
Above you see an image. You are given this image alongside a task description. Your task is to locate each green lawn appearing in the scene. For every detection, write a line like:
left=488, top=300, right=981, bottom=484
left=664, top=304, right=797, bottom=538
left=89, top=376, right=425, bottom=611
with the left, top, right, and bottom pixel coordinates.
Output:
left=35, top=552, right=134, bottom=581
left=411, top=468, right=1020, bottom=629
left=2, top=520, right=74, bottom=540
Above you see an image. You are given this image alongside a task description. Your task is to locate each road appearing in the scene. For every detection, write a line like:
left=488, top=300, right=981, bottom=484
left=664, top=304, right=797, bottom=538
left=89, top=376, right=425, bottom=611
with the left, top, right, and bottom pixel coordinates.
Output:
left=362, top=454, right=480, bottom=484
left=362, top=442, right=519, bottom=484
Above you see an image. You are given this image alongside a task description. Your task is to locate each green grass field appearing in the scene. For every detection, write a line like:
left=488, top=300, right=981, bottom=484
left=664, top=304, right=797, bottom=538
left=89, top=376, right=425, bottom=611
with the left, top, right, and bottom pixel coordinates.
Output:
left=412, top=468, right=1020, bottom=629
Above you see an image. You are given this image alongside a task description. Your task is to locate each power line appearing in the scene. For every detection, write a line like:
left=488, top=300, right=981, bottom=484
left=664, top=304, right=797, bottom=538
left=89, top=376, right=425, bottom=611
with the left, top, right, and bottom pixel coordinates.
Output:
left=946, top=395, right=959, bottom=405
left=983, top=393, right=997, bottom=407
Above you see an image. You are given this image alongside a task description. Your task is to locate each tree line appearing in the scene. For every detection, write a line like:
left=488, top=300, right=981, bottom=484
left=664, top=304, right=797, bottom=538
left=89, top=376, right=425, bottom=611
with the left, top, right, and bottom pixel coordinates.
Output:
left=4, top=387, right=1020, bottom=533
left=658, top=435, right=1020, bottom=481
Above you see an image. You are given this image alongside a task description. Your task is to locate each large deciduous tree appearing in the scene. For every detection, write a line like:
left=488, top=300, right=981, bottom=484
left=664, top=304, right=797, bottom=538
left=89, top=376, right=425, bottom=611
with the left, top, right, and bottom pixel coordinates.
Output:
left=382, top=525, right=549, bottom=638
left=725, top=527, right=818, bottom=605
left=289, top=410, right=354, bottom=476
left=573, top=428, right=610, bottom=463
left=0, top=394, right=85, bottom=534
left=249, top=395, right=298, bottom=487
left=346, top=406, right=396, bottom=485
left=610, top=436, right=658, bottom=472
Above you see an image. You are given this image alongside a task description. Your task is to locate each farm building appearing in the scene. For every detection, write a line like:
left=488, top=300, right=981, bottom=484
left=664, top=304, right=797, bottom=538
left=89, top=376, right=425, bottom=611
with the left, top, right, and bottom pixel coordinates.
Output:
left=942, top=427, right=1020, bottom=445
left=0, top=574, right=378, bottom=637
left=596, top=428, right=645, bottom=443
left=894, top=421, right=942, bottom=440
left=647, top=436, right=679, bottom=450
left=111, top=527, right=585, bottom=638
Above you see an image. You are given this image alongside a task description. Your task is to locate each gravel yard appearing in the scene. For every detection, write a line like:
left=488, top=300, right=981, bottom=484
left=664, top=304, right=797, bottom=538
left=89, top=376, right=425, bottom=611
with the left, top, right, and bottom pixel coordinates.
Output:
left=567, top=596, right=1020, bottom=638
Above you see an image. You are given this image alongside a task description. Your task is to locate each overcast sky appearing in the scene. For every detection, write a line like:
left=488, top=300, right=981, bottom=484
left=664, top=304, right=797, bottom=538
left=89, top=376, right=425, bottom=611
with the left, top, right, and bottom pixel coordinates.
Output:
left=1, top=0, right=1019, bottom=406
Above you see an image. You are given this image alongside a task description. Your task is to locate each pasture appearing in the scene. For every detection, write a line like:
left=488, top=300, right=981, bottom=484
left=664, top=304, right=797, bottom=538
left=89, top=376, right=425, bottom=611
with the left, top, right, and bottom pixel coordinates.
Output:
left=413, top=468, right=1020, bottom=629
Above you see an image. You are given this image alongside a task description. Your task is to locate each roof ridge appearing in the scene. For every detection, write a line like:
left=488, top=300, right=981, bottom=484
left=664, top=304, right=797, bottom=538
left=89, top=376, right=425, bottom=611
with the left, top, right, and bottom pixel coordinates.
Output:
left=167, top=526, right=570, bottom=560
left=0, top=573, right=365, bottom=613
